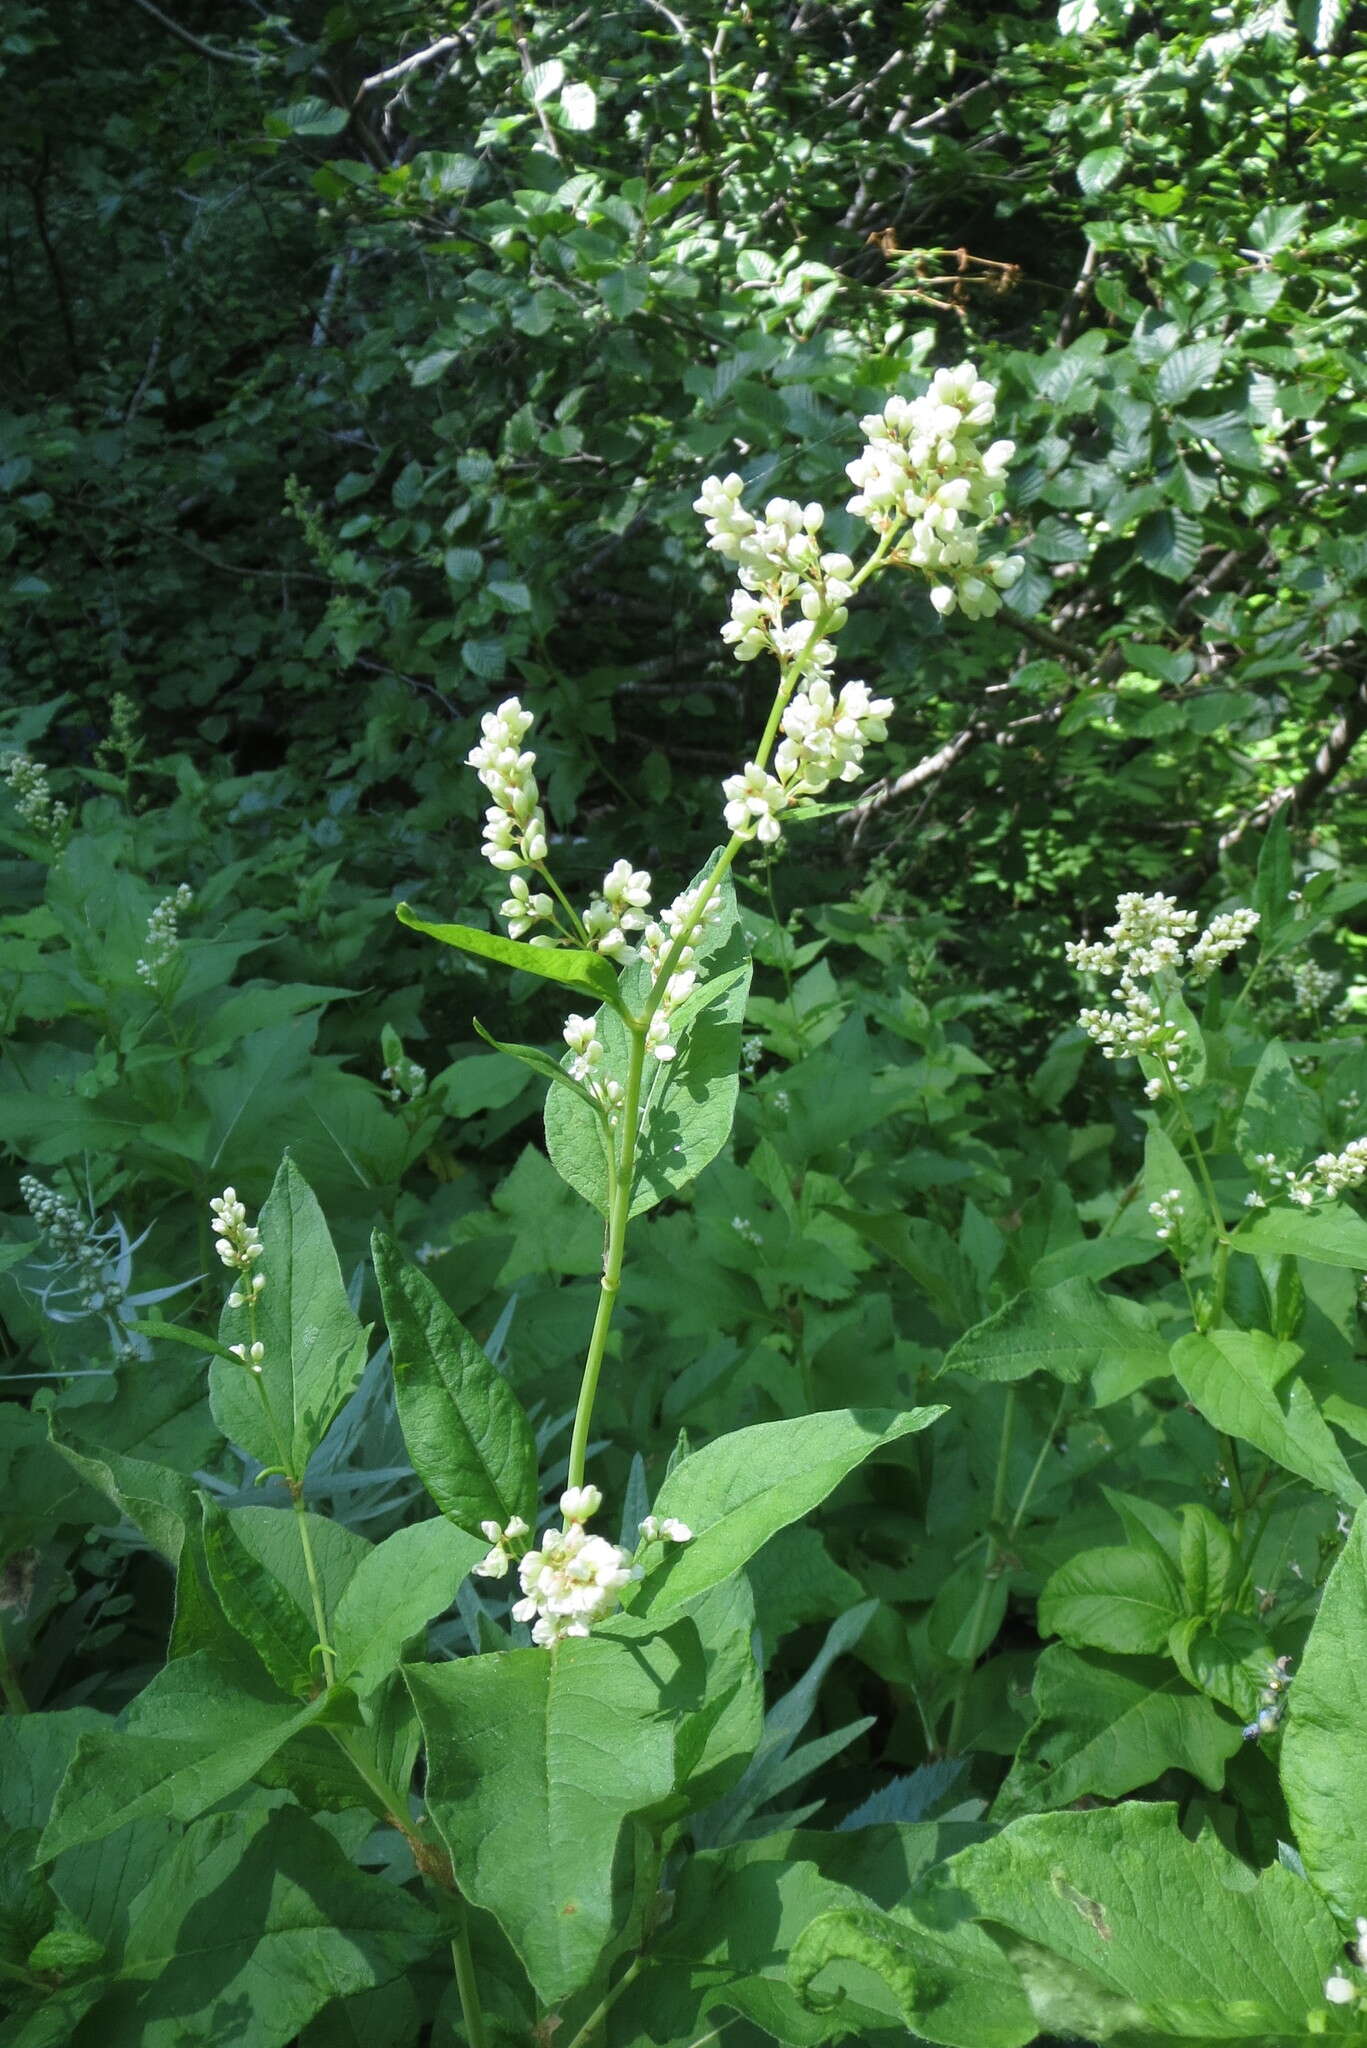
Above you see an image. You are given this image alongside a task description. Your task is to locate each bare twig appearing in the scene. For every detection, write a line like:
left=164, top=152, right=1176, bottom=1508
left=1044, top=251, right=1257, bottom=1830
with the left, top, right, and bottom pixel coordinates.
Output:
left=1217, top=672, right=1367, bottom=854
left=1058, top=240, right=1098, bottom=347
left=126, top=0, right=258, bottom=63
left=356, top=37, right=461, bottom=95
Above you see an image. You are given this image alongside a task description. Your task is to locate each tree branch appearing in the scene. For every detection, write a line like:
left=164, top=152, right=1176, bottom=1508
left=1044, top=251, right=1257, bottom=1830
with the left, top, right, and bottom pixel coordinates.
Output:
left=126, top=0, right=258, bottom=64
left=1217, top=672, right=1367, bottom=855
left=356, top=37, right=461, bottom=95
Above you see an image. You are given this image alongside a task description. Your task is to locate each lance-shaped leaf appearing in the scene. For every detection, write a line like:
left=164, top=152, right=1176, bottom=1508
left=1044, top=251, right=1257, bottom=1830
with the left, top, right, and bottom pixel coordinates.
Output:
left=208, top=1156, right=369, bottom=1482
left=37, top=1655, right=331, bottom=1859
left=332, top=1518, right=483, bottom=1697
left=201, top=1500, right=368, bottom=1696
left=472, top=1017, right=597, bottom=1108
left=406, top=1631, right=692, bottom=2004
left=1171, top=1330, right=1364, bottom=1504
left=396, top=904, right=621, bottom=1005
left=1234, top=1202, right=1367, bottom=1270
left=637, top=1407, right=945, bottom=1616
left=1281, top=1508, right=1367, bottom=1921
left=375, top=1233, right=537, bottom=1538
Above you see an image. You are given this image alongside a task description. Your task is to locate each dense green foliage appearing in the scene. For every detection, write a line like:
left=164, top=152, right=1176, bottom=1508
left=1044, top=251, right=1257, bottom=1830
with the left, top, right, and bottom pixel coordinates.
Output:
left=4, top=2, right=1367, bottom=2044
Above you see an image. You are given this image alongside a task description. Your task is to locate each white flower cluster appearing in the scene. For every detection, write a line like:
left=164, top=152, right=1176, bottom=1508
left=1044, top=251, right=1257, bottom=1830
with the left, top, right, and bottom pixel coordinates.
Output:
left=381, top=1053, right=427, bottom=1102
left=467, top=697, right=550, bottom=885
left=1186, top=907, right=1261, bottom=982
left=721, top=678, right=894, bottom=849
left=583, top=859, right=652, bottom=964
left=639, top=880, right=724, bottom=1061
left=1324, top=1914, right=1367, bottom=2007
left=3, top=753, right=70, bottom=842
left=844, top=364, right=1024, bottom=619
left=1271, top=1138, right=1367, bottom=1210
left=481, top=1485, right=643, bottom=1648
left=228, top=1338, right=265, bottom=1376
left=1067, top=893, right=1260, bottom=1100
left=136, top=884, right=193, bottom=986
left=1147, top=1188, right=1185, bottom=1243
left=639, top=1513, right=694, bottom=1545
left=209, top=1187, right=265, bottom=1302
left=1291, top=959, right=1341, bottom=1012
left=563, top=1014, right=625, bottom=1121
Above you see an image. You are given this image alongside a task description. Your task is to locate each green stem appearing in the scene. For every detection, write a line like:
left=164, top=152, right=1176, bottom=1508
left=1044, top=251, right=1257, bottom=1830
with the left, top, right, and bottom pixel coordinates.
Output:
left=1008, top=1383, right=1070, bottom=1540
left=563, top=1954, right=646, bottom=2048
left=293, top=1496, right=336, bottom=1689
left=567, top=1026, right=649, bottom=1491
left=946, top=1387, right=1016, bottom=1754
left=533, top=859, right=590, bottom=946
left=450, top=1903, right=489, bottom=2048
left=0, top=1633, right=27, bottom=1715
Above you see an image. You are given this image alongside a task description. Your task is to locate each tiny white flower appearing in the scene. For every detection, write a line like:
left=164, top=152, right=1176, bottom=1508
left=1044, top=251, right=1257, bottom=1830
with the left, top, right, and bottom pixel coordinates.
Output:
left=560, top=1484, right=603, bottom=1524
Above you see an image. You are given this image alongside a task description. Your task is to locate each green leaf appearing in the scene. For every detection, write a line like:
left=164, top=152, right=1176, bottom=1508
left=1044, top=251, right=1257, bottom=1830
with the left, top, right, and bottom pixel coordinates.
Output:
left=395, top=905, right=620, bottom=1006
left=201, top=1500, right=366, bottom=1694
left=208, top=1156, right=369, bottom=1481
left=374, top=1233, right=538, bottom=1538
left=331, top=1519, right=483, bottom=1696
left=1155, top=340, right=1224, bottom=406
left=995, top=1645, right=1243, bottom=1818
left=1168, top=1611, right=1276, bottom=1718
left=936, top=1802, right=1340, bottom=2038
left=638, top=1407, right=945, bottom=1616
left=1136, top=505, right=1202, bottom=581
left=90, top=1806, right=435, bottom=2046
left=471, top=1017, right=597, bottom=1108
left=1178, top=1501, right=1238, bottom=1618
left=1253, top=809, right=1294, bottom=941
left=789, top=1900, right=1036, bottom=2048
left=37, top=1655, right=328, bottom=1859
left=1038, top=1543, right=1184, bottom=1654
left=1236, top=1202, right=1367, bottom=1269
left=1236, top=1041, right=1323, bottom=1166
left=1140, top=1119, right=1206, bottom=1253
left=599, top=266, right=649, bottom=319
left=46, top=1418, right=197, bottom=1566
left=1281, top=1507, right=1367, bottom=1920
left=271, top=96, right=350, bottom=138
left=124, top=1318, right=243, bottom=1366
left=1077, top=146, right=1126, bottom=195
left=1171, top=1330, right=1364, bottom=1503
left=406, top=1632, right=689, bottom=2003
left=942, top=1278, right=1169, bottom=1389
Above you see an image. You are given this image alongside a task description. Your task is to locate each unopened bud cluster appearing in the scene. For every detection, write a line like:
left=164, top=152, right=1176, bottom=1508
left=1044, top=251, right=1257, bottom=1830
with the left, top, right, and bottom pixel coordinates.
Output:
left=4, top=754, right=69, bottom=843
left=21, top=1176, right=125, bottom=1315
left=474, top=1490, right=692, bottom=1650
left=136, top=885, right=193, bottom=986
left=1067, top=893, right=1259, bottom=1100
left=1241, top=1654, right=1292, bottom=1741
left=639, top=881, right=724, bottom=1062
left=563, top=1015, right=624, bottom=1118
left=209, top=1187, right=265, bottom=1303
left=1291, top=959, right=1341, bottom=1013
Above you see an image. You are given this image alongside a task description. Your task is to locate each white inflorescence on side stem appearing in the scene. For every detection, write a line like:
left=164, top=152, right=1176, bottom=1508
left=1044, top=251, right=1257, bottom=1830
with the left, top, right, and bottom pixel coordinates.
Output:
left=1066, top=892, right=1260, bottom=1100
left=209, top=1186, right=266, bottom=1304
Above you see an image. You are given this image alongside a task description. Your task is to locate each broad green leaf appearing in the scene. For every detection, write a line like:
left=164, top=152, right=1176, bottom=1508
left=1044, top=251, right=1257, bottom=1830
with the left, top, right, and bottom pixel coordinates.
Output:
left=271, top=96, right=349, bottom=137
left=407, top=1632, right=690, bottom=2003
left=544, top=868, right=751, bottom=1219
left=201, top=1500, right=367, bottom=1694
left=46, top=1418, right=197, bottom=1567
left=1281, top=1508, right=1367, bottom=1920
left=209, top=1157, right=369, bottom=1480
left=1252, top=808, right=1294, bottom=942
left=789, top=1899, right=1035, bottom=2048
left=1076, top=146, right=1125, bottom=195
left=1235, top=1202, right=1367, bottom=1269
left=396, top=905, right=620, bottom=1006
left=1136, top=505, right=1202, bottom=581
left=1171, top=1330, right=1364, bottom=1503
left=1168, top=1611, right=1276, bottom=1718
left=374, top=1234, right=538, bottom=1537
left=331, top=1518, right=483, bottom=1696
left=994, top=1645, right=1243, bottom=1818
left=1038, top=1542, right=1184, bottom=1654
left=88, top=1805, right=435, bottom=2047
left=1236, top=1041, right=1324, bottom=1168
left=942, top=1278, right=1169, bottom=1389
left=838, top=1210, right=982, bottom=1330
left=938, top=1802, right=1340, bottom=2037
left=1155, top=339, right=1224, bottom=406
left=37, top=1655, right=328, bottom=1859
left=0, top=1711, right=107, bottom=1831
left=638, top=1407, right=944, bottom=1616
